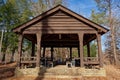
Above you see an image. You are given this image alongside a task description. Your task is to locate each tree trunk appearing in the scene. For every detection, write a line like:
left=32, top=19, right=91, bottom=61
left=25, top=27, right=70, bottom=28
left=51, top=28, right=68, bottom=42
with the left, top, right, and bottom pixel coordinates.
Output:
left=10, top=49, right=15, bottom=62
left=2, top=53, right=5, bottom=64
left=108, top=0, right=117, bottom=65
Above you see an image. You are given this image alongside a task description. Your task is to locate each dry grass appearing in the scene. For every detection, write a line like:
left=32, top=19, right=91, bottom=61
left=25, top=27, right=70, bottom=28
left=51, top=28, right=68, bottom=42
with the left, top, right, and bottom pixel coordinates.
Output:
left=1, top=63, right=120, bottom=80
left=104, top=65, right=120, bottom=80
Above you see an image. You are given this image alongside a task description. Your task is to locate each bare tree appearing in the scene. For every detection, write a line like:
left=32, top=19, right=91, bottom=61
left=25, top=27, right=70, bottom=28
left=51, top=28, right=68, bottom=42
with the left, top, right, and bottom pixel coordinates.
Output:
left=95, top=0, right=120, bottom=65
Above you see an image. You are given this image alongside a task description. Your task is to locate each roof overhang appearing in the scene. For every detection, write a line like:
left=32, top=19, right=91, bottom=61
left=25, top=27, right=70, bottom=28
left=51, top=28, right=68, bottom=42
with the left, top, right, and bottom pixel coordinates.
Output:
left=12, top=5, right=109, bottom=34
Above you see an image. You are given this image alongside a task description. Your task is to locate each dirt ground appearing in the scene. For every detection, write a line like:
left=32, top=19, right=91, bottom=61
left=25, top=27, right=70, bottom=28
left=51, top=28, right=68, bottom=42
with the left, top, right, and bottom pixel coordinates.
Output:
left=0, top=63, right=120, bottom=80
left=0, top=62, right=17, bottom=80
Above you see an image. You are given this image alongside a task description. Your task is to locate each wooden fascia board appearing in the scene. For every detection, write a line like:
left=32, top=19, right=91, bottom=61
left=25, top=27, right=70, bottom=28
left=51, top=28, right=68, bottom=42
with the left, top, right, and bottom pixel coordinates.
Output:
left=13, top=5, right=109, bottom=33
left=12, top=6, right=62, bottom=33
left=58, top=6, right=109, bottom=33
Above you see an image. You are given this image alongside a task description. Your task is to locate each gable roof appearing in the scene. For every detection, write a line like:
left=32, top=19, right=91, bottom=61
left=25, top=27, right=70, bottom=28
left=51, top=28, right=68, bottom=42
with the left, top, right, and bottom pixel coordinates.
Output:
left=13, top=5, right=109, bottom=33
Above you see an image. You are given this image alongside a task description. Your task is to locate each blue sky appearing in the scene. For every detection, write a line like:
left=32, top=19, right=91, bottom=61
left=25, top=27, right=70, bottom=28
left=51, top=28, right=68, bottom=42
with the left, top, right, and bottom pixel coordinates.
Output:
left=67, top=0, right=97, bottom=18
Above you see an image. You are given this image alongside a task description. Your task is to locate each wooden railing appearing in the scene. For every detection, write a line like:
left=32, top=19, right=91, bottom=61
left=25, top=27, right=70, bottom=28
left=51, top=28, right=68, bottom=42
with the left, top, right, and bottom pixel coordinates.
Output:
left=83, top=57, right=99, bottom=64
left=20, top=57, right=36, bottom=63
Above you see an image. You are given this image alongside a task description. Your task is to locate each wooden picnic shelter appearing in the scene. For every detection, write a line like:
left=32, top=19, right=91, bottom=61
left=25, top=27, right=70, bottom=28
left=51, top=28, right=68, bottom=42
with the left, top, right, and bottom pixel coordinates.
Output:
left=13, top=5, right=108, bottom=68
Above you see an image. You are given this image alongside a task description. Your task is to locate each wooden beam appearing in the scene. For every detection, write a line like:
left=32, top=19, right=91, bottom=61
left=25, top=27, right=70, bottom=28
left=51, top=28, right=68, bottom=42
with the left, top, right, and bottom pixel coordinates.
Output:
left=51, top=47, right=54, bottom=61
left=23, top=29, right=97, bottom=34
left=78, top=33, right=84, bottom=67
left=18, top=34, right=23, bottom=66
left=84, top=62, right=99, bottom=64
left=70, top=47, right=72, bottom=60
left=41, top=43, right=79, bottom=47
left=78, top=47, right=80, bottom=57
left=29, top=24, right=92, bottom=28
left=87, top=43, right=90, bottom=57
left=31, top=42, right=35, bottom=57
left=36, top=32, right=42, bottom=67
left=96, top=33, right=103, bottom=67
left=43, top=47, right=46, bottom=57
left=83, top=34, right=96, bottom=45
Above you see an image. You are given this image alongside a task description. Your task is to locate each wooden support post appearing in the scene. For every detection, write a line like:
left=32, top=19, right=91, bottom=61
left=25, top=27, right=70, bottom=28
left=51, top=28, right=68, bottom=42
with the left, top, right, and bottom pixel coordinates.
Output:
left=36, top=32, right=41, bottom=67
left=78, top=47, right=80, bottom=57
left=18, top=34, right=23, bottom=66
left=87, top=43, right=90, bottom=57
left=43, top=47, right=46, bottom=58
left=31, top=42, right=35, bottom=57
left=51, top=47, right=54, bottom=61
left=70, top=47, right=72, bottom=60
left=97, top=33, right=103, bottom=67
left=78, top=33, right=84, bottom=67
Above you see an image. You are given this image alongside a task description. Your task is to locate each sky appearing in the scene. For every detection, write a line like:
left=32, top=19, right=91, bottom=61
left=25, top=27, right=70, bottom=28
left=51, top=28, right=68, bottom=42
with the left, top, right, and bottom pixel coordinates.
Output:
left=67, top=0, right=106, bottom=51
left=67, top=0, right=98, bottom=18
